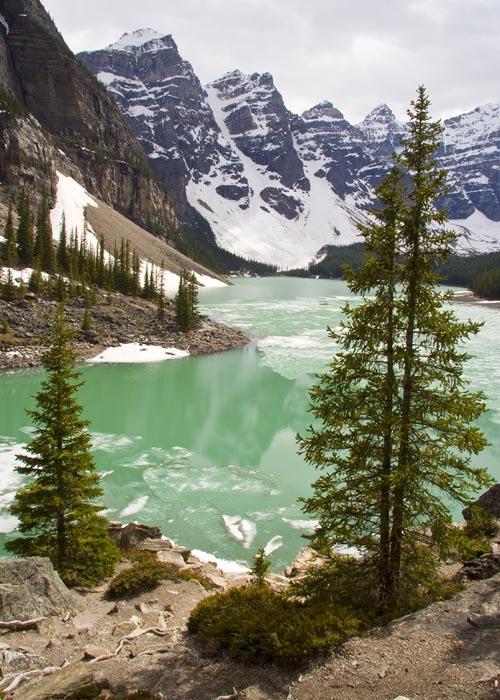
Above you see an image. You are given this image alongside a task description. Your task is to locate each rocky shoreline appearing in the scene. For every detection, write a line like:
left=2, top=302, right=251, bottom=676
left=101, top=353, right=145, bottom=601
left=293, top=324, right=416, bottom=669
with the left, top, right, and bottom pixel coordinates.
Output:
left=2, top=518, right=500, bottom=700
left=0, top=293, right=250, bottom=371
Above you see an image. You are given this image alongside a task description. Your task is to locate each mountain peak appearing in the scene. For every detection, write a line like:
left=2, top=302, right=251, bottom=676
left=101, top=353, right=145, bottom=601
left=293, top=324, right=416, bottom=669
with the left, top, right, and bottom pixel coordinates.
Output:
left=106, top=28, right=171, bottom=53
left=362, top=103, right=395, bottom=122
left=301, top=101, right=344, bottom=121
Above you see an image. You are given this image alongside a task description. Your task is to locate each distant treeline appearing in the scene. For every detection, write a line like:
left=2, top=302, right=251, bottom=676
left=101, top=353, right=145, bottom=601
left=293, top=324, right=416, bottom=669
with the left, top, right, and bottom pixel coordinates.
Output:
left=284, top=243, right=500, bottom=300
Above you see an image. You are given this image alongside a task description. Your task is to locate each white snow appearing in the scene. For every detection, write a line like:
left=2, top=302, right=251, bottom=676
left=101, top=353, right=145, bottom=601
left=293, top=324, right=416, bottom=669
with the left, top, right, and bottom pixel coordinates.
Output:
left=107, top=29, right=166, bottom=52
left=183, top=84, right=366, bottom=270
left=443, top=103, right=500, bottom=151
left=0, top=13, right=9, bottom=35
left=50, top=172, right=103, bottom=255
left=450, top=209, right=500, bottom=254
left=192, top=271, right=226, bottom=288
left=87, top=343, right=189, bottom=364
left=1, top=266, right=50, bottom=285
left=96, top=71, right=120, bottom=87
left=129, top=104, right=155, bottom=118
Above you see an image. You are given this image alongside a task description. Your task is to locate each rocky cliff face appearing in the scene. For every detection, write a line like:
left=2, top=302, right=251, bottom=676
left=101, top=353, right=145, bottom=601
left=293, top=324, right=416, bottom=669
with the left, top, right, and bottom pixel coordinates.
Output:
left=0, top=3, right=178, bottom=238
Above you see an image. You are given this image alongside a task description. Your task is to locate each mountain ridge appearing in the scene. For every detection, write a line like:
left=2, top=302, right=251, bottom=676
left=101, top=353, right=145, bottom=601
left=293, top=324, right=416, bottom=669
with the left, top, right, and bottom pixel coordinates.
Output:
left=78, top=28, right=500, bottom=268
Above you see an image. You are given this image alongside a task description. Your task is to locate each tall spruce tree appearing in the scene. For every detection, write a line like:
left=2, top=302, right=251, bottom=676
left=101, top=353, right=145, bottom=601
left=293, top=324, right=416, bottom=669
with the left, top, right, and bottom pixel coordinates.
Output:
left=16, top=189, right=34, bottom=266
left=175, top=268, right=200, bottom=331
left=6, top=306, right=119, bottom=586
left=298, top=87, right=491, bottom=607
left=34, top=195, right=55, bottom=274
left=3, top=201, right=17, bottom=267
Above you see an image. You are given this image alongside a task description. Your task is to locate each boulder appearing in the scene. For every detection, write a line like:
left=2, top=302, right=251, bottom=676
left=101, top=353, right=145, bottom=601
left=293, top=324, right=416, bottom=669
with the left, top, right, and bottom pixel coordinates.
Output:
left=0, top=557, right=78, bottom=621
left=20, top=661, right=110, bottom=700
left=108, top=522, right=162, bottom=549
left=463, top=484, right=500, bottom=520
left=157, top=550, right=187, bottom=569
left=457, top=553, right=500, bottom=580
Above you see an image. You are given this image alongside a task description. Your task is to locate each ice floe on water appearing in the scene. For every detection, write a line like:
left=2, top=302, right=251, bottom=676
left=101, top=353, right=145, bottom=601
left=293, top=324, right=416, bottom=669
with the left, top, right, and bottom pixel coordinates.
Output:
left=282, top=517, right=319, bottom=533
left=91, top=433, right=142, bottom=453
left=120, top=495, right=149, bottom=518
left=0, top=439, right=25, bottom=533
left=222, top=515, right=257, bottom=549
left=263, top=535, right=283, bottom=555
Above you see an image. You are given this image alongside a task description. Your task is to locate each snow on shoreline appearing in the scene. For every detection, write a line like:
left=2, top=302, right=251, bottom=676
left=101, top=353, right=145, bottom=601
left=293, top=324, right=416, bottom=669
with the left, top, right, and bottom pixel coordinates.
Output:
left=87, top=343, right=190, bottom=364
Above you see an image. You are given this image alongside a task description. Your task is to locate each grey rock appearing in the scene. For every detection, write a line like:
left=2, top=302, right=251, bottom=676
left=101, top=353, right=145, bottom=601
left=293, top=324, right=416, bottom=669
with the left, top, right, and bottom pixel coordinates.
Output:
left=458, top=553, right=500, bottom=580
left=0, top=557, right=79, bottom=621
left=463, top=483, right=500, bottom=520
left=108, top=521, right=162, bottom=549
left=20, top=661, right=110, bottom=700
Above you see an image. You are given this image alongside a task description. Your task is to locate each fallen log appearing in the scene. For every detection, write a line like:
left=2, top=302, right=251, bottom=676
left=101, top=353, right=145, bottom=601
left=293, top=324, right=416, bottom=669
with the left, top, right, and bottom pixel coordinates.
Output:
left=0, top=616, right=47, bottom=631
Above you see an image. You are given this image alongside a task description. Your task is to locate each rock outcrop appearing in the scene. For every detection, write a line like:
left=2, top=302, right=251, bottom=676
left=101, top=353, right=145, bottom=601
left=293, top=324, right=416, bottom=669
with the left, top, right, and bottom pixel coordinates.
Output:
left=463, top=483, right=500, bottom=520
left=0, top=557, right=78, bottom=620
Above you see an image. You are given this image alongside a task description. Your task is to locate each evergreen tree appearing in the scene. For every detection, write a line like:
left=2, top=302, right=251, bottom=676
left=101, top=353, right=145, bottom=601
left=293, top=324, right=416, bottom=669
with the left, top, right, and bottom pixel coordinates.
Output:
left=16, top=189, right=34, bottom=266
left=6, top=306, right=119, bottom=586
left=34, top=195, right=55, bottom=274
left=3, top=201, right=17, bottom=267
left=28, top=258, right=44, bottom=294
left=57, top=214, right=68, bottom=273
left=175, top=268, right=200, bottom=331
left=1, top=268, right=17, bottom=301
left=157, top=261, right=166, bottom=320
left=298, top=87, right=491, bottom=607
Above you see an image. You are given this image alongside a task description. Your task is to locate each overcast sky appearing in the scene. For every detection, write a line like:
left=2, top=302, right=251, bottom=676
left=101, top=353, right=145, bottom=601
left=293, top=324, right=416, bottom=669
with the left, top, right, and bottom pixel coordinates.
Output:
left=41, top=0, right=499, bottom=124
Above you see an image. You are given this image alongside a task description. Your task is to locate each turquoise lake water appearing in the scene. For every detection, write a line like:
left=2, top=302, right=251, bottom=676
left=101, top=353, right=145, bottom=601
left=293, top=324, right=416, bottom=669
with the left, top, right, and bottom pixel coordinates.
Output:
left=0, top=277, right=499, bottom=571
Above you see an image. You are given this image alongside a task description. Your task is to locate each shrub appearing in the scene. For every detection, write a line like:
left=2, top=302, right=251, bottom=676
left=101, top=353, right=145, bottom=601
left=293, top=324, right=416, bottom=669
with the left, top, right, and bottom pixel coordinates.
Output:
left=464, top=505, right=498, bottom=541
left=107, top=556, right=215, bottom=598
left=289, top=553, right=463, bottom=625
left=188, top=585, right=359, bottom=668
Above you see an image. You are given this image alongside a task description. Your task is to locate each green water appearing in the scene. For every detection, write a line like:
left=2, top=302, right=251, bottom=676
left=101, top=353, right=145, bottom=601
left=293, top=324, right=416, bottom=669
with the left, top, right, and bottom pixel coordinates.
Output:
left=1, top=277, right=499, bottom=570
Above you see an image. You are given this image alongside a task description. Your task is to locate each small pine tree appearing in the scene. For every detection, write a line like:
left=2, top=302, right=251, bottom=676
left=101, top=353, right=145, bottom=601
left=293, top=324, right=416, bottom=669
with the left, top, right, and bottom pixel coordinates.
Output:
left=81, top=306, right=92, bottom=332
left=251, top=548, right=271, bottom=587
left=6, top=306, right=119, bottom=586
left=1, top=316, right=9, bottom=334
left=1, top=268, right=17, bottom=301
left=53, top=274, right=66, bottom=302
left=28, top=258, right=43, bottom=294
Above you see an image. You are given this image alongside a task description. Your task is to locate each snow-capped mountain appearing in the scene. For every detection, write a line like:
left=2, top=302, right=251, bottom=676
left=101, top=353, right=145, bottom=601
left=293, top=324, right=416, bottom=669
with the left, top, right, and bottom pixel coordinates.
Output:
left=79, top=29, right=500, bottom=268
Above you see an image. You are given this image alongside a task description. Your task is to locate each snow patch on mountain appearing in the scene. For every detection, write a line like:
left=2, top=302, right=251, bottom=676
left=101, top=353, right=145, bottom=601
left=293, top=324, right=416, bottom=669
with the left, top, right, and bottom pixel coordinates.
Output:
left=443, top=103, right=500, bottom=151
left=50, top=171, right=100, bottom=250
left=106, top=29, right=166, bottom=52
left=185, top=85, right=362, bottom=269
left=450, top=210, right=500, bottom=254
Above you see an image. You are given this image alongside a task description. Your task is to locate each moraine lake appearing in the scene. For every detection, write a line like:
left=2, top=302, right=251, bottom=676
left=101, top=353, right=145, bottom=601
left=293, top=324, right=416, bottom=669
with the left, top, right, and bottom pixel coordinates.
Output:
left=0, top=277, right=499, bottom=571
